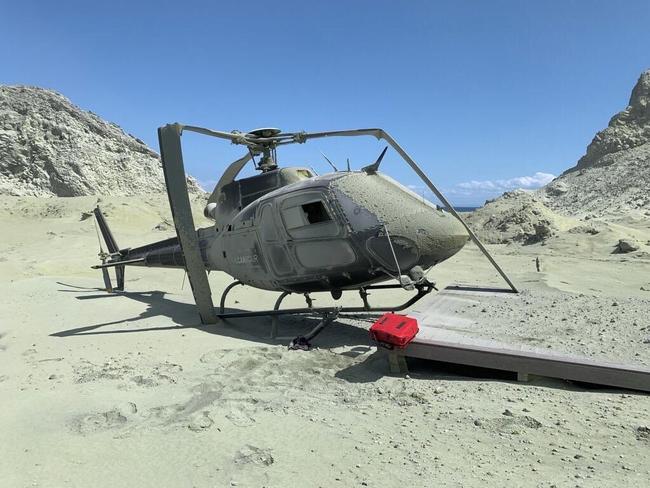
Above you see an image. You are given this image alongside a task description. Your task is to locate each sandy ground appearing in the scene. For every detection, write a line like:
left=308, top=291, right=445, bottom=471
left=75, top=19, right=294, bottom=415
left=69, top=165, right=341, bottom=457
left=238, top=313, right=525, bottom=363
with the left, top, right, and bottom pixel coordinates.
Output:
left=1, top=195, right=649, bottom=488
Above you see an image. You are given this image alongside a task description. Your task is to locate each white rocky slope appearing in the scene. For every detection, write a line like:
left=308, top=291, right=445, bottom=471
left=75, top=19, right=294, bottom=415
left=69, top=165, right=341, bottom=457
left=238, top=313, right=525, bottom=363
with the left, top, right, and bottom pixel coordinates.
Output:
left=0, top=85, right=203, bottom=197
left=542, top=69, right=650, bottom=218
left=466, top=70, right=650, bottom=244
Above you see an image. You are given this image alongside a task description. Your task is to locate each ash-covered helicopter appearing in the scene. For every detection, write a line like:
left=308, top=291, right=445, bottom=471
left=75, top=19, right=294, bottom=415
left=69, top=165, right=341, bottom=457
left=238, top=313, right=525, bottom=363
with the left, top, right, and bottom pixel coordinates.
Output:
left=92, top=125, right=516, bottom=345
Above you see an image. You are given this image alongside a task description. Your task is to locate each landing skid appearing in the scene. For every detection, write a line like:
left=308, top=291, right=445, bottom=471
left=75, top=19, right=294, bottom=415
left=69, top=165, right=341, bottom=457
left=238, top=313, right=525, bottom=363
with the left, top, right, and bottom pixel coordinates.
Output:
left=217, top=280, right=437, bottom=340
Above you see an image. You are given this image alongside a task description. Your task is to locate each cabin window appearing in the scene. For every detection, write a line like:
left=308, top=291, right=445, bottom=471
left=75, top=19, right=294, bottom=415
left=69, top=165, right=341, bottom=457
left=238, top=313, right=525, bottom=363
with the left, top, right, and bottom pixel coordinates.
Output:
left=283, top=201, right=332, bottom=229
left=302, top=201, right=331, bottom=224
left=280, top=193, right=339, bottom=239
left=239, top=171, right=280, bottom=208
left=295, top=240, right=355, bottom=268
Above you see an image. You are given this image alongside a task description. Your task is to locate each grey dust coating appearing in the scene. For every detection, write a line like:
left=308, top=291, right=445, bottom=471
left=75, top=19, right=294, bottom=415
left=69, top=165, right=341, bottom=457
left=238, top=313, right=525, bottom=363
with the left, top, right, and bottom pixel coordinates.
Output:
left=93, top=125, right=517, bottom=325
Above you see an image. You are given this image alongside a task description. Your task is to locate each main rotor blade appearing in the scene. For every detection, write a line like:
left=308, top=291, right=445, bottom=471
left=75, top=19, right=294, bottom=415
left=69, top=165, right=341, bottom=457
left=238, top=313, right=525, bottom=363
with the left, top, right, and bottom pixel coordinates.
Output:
left=158, top=124, right=218, bottom=324
left=379, top=131, right=519, bottom=293
left=183, top=125, right=301, bottom=147
left=208, top=152, right=254, bottom=204
left=182, top=125, right=244, bottom=142
left=295, top=128, right=518, bottom=292
left=300, top=128, right=384, bottom=141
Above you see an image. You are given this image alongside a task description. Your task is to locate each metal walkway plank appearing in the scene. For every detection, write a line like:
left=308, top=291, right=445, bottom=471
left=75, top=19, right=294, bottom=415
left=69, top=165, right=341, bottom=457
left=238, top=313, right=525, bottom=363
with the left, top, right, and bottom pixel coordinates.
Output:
left=403, top=335, right=650, bottom=392
left=402, top=285, right=650, bottom=392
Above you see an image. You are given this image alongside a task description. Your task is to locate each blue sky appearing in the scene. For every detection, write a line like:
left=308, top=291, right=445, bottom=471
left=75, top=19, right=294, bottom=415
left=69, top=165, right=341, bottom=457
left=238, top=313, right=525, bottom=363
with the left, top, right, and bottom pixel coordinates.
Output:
left=2, top=1, right=649, bottom=205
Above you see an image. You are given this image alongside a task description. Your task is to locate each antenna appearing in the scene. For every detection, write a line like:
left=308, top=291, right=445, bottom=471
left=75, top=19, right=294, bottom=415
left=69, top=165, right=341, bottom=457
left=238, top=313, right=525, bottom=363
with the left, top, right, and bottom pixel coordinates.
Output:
left=362, top=146, right=388, bottom=174
left=320, top=151, right=339, bottom=172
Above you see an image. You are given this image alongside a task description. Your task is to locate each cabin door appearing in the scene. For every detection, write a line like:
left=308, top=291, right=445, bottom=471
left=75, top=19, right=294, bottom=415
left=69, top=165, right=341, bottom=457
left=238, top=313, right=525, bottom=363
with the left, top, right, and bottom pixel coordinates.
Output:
left=258, top=203, right=295, bottom=277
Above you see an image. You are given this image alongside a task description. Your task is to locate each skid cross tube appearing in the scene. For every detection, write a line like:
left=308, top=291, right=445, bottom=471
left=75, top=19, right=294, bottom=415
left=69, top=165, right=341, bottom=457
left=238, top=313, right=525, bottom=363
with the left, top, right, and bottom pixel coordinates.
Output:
left=216, top=282, right=435, bottom=320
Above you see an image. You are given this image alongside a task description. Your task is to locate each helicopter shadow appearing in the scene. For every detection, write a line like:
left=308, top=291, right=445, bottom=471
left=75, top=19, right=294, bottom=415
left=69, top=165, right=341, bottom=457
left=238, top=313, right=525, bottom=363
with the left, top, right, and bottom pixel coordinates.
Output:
left=51, top=285, right=638, bottom=393
left=51, top=287, right=372, bottom=349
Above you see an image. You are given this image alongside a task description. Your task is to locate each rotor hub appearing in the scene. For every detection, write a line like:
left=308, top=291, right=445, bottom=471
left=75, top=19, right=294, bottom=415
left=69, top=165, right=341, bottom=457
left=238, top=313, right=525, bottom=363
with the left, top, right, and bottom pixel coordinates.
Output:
left=247, top=127, right=282, bottom=138
left=245, top=128, right=282, bottom=172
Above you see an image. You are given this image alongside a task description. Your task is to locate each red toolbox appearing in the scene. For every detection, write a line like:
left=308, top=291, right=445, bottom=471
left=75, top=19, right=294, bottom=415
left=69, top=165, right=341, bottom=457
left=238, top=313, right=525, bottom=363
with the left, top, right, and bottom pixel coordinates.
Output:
left=369, top=313, right=419, bottom=348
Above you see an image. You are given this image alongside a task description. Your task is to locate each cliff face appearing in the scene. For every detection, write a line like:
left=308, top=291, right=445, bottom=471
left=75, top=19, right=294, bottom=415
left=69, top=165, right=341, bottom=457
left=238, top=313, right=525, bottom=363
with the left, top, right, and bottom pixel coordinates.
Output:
left=0, top=85, right=202, bottom=197
left=574, top=70, right=650, bottom=171
left=466, top=70, right=650, bottom=243
left=541, top=70, right=650, bottom=218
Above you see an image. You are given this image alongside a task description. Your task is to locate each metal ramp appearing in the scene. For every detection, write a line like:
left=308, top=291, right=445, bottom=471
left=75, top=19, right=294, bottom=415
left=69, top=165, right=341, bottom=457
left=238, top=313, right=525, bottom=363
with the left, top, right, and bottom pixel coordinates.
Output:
left=398, top=286, right=650, bottom=392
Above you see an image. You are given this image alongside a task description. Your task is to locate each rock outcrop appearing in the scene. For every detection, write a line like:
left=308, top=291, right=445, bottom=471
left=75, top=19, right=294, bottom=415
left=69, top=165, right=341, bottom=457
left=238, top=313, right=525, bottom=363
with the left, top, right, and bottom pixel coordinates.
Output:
left=468, top=69, right=650, bottom=242
left=0, top=85, right=203, bottom=197
left=574, top=70, right=650, bottom=171
left=464, top=190, right=564, bottom=245
left=466, top=70, right=650, bottom=244
left=541, top=70, right=650, bottom=217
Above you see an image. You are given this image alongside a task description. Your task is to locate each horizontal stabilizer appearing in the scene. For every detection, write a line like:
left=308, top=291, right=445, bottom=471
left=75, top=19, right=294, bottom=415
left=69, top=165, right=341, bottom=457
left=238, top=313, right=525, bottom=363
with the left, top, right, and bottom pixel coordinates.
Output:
left=92, top=258, right=145, bottom=269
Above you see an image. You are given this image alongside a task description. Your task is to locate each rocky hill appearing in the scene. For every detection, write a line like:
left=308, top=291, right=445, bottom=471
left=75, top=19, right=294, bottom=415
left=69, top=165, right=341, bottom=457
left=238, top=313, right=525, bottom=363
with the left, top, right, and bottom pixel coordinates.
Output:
left=467, top=69, right=650, bottom=245
left=574, top=70, right=650, bottom=171
left=0, top=85, right=203, bottom=197
left=542, top=69, right=650, bottom=217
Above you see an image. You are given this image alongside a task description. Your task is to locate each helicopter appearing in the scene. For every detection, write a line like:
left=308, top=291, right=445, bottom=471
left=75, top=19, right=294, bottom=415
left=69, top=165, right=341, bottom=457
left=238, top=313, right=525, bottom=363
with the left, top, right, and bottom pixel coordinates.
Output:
left=92, top=125, right=517, bottom=346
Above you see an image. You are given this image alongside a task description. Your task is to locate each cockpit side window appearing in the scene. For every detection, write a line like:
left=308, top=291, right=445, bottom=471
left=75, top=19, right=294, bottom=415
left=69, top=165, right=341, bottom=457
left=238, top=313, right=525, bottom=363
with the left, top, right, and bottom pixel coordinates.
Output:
left=259, top=204, right=278, bottom=242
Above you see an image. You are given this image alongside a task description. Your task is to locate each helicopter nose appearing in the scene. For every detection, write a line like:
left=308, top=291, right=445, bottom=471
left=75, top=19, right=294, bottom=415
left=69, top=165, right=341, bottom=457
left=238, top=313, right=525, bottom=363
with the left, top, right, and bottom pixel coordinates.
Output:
left=362, top=207, right=469, bottom=275
left=434, top=212, right=470, bottom=259
left=398, top=208, right=470, bottom=264
left=331, top=172, right=470, bottom=269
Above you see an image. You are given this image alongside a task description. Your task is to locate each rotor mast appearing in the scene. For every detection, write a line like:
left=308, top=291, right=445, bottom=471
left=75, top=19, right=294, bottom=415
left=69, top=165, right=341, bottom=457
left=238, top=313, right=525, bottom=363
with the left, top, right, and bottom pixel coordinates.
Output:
left=258, top=145, right=278, bottom=172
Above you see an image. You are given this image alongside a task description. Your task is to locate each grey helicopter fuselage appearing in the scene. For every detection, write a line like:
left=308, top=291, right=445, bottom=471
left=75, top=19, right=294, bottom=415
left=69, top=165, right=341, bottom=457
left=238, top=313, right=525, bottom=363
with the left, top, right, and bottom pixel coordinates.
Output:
left=121, top=167, right=469, bottom=293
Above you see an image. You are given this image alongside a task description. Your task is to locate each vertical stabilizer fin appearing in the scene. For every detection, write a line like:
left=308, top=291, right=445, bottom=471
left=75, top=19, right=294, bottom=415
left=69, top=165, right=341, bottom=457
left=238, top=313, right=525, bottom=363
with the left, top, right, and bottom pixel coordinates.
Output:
left=93, top=207, right=119, bottom=253
left=100, top=265, right=113, bottom=293
left=93, top=206, right=125, bottom=291
left=93, top=205, right=124, bottom=293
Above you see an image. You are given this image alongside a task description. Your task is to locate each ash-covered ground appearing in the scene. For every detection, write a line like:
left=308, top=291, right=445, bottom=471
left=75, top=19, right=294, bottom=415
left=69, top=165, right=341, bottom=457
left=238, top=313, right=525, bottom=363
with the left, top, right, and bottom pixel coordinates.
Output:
left=1, top=196, right=649, bottom=488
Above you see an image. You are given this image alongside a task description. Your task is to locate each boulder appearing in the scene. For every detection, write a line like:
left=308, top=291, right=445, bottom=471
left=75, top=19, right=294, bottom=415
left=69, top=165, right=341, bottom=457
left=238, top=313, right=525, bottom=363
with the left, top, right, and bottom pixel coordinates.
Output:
left=616, top=239, right=640, bottom=253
